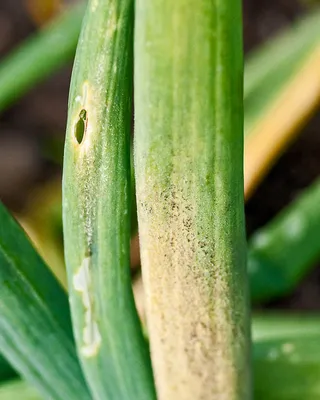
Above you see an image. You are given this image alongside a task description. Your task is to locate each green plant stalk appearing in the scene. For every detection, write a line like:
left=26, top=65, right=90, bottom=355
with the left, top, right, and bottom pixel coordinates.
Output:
left=63, top=1, right=156, bottom=399
left=2, top=314, right=319, bottom=400
left=132, top=287, right=320, bottom=400
left=254, top=331, right=320, bottom=399
left=0, top=380, right=41, bottom=400
left=133, top=178, right=320, bottom=306
left=0, top=3, right=85, bottom=112
left=135, top=1, right=250, bottom=399
left=0, top=203, right=90, bottom=400
left=249, top=178, right=320, bottom=303
left=252, top=314, right=320, bottom=341
left=0, top=3, right=318, bottom=138
left=244, top=7, right=320, bottom=134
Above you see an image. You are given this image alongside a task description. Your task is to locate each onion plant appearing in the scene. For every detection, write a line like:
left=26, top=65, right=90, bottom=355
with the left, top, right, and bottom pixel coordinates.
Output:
left=0, top=1, right=319, bottom=400
left=134, top=1, right=250, bottom=398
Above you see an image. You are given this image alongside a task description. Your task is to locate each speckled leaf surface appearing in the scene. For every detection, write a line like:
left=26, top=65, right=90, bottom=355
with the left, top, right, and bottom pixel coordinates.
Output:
left=63, top=1, right=155, bottom=399
left=134, top=0, right=251, bottom=399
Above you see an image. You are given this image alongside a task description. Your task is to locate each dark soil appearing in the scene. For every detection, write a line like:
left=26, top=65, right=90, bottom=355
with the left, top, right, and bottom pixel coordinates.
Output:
left=0, top=0, right=319, bottom=309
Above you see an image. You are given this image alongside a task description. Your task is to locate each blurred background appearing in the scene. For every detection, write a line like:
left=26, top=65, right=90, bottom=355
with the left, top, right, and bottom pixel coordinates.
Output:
left=0, top=0, right=319, bottom=311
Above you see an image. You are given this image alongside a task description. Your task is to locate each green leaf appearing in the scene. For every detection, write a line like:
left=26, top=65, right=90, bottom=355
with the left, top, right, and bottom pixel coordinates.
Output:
left=63, top=1, right=156, bottom=399
left=134, top=1, right=250, bottom=399
left=249, top=178, right=320, bottom=303
left=252, top=314, right=320, bottom=341
left=0, top=380, right=41, bottom=400
left=244, top=8, right=320, bottom=134
left=0, top=203, right=90, bottom=400
left=253, top=315, right=320, bottom=399
left=0, top=3, right=85, bottom=112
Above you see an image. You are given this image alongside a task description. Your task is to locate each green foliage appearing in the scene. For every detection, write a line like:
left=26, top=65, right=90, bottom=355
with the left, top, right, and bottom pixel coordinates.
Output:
left=0, top=1, right=319, bottom=400
left=254, top=316, right=320, bottom=399
left=63, top=1, right=155, bottom=399
left=0, top=380, right=41, bottom=400
left=244, top=8, right=320, bottom=134
left=134, top=0, right=250, bottom=398
left=0, top=3, right=84, bottom=111
left=0, top=203, right=90, bottom=399
left=250, top=178, right=320, bottom=303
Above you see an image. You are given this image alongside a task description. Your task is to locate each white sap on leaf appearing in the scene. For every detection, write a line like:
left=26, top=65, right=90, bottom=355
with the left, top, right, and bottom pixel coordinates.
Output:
left=73, top=257, right=101, bottom=358
left=75, top=82, right=88, bottom=108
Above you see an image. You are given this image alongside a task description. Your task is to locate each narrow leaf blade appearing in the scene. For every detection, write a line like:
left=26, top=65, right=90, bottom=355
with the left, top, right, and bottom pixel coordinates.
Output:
left=63, top=1, right=156, bottom=399
left=249, top=178, right=320, bottom=303
left=0, top=3, right=85, bottom=112
left=134, top=1, right=250, bottom=399
left=251, top=314, right=320, bottom=399
left=0, top=203, right=90, bottom=400
left=0, top=380, right=42, bottom=400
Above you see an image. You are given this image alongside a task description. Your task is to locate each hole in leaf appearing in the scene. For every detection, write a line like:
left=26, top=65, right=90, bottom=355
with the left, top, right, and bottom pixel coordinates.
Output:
left=74, top=109, right=87, bottom=144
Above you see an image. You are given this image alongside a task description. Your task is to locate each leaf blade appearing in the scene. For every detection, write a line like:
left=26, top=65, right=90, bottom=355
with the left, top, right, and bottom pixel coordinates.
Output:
left=0, top=203, right=90, bottom=400
left=249, top=178, right=320, bottom=303
left=134, top=0, right=250, bottom=399
left=63, top=1, right=156, bottom=399
left=0, top=3, right=85, bottom=112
